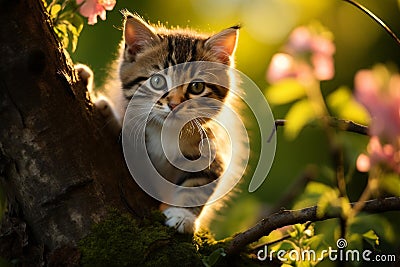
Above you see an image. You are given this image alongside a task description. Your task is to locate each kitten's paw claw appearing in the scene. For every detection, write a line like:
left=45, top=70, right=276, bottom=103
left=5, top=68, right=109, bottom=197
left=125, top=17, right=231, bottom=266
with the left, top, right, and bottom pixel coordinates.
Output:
left=163, top=207, right=196, bottom=234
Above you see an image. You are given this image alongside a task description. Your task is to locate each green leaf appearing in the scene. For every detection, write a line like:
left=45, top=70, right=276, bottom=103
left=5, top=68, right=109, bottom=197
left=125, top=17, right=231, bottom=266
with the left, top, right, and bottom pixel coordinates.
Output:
left=292, top=182, right=332, bottom=210
left=71, top=32, right=79, bottom=52
left=48, top=4, right=84, bottom=53
left=55, top=24, right=69, bottom=49
left=53, top=19, right=83, bottom=52
left=296, top=261, right=312, bottom=267
left=379, top=174, right=400, bottom=196
left=66, top=21, right=78, bottom=35
left=316, top=189, right=351, bottom=218
left=70, top=13, right=84, bottom=33
left=316, top=189, right=337, bottom=218
left=202, top=248, right=226, bottom=267
left=327, top=86, right=370, bottom=125
left=50, top=4, right=62, bottom=19
left=284, top=99, right=316, bottom=139
left=64, top=21, right=80, bottom=52
left=265, top=79, right=307, bottom=105
left=327, top=86, right=351, bottom=107
left=276, top=240, right=298, bottom=251
left=54, top=25, right=69, bottom=49
left=362, top=230, right=379, bottom=248
left=349, top=213, right=395, bottom=243
left=303, top=234, right=322, bottom=248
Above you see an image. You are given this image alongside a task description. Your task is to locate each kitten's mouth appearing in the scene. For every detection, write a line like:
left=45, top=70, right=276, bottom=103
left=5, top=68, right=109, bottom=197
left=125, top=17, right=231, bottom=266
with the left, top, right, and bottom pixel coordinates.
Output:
left=167, top=104, right=184, bottom=117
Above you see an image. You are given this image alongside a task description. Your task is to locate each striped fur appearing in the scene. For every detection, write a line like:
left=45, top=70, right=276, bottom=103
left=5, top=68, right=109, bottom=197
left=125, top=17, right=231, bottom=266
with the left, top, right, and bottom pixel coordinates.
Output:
left=94, top=12, right=244, bottom=233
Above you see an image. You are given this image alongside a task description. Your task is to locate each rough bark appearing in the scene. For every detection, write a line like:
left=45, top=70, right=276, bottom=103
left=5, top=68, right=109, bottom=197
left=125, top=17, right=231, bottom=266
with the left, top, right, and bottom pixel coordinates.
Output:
left=0, top=0, right=157, bottom=261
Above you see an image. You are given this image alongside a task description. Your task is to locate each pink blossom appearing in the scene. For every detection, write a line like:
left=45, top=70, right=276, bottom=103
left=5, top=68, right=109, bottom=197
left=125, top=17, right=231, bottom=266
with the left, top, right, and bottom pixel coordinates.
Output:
left=356, top=137, right=400, bottom=174
left=310, top=36, right=335, bottom=56
left=355, top=67, right=400, bottom=174
left=286, top=26, right=313, bottom=52
left=76, top=0, right=116, bottom=25
left=356, top=153, right=371, bottom=172
left=355, top=69, right=400, bottom=142
left=267, top=53, right=314, bottom=84
left=312, top=53, right=334, bottom=81
left=267, top=25, right=335, bottom=84
left=267, top=53, right=297, bottom=82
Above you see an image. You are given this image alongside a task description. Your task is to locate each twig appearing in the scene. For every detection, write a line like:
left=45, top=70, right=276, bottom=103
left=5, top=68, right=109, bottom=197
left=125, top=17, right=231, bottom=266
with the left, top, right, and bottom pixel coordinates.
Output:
left=274, top=119, right=285, bottom=128
left=327, top=117, right=369, bottom=136
left=275, top=118, right=369, bottom=136
left=226, top=197, right=400, bottom=255
left=342, top=0, right=400, bottom=47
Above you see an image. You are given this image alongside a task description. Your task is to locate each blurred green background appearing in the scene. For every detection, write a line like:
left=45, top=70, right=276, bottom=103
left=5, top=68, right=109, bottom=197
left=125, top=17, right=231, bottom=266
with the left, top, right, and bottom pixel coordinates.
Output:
left=71, top=0, right=400, bottom=258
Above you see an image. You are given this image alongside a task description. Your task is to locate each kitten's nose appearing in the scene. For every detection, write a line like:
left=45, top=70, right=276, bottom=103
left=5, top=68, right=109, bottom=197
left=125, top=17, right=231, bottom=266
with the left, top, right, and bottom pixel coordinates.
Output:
left=168, top=102, right=179, bottom=110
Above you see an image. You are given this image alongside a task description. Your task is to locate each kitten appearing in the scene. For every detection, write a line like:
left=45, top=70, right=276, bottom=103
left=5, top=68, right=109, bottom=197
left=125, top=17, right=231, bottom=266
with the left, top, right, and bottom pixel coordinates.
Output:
left=78, top=12, right=244, bottom=233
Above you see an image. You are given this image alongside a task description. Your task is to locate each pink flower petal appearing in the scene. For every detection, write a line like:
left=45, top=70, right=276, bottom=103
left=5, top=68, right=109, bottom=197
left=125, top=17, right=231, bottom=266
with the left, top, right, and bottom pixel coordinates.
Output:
left=267, top=53, right=296, bottom=83
left=77, top=0, right=115, bottom=25
left=287, top=26, right=312, bottom=52
left=355, top=68, right=400, bottom=143
left=312, top=53, right=334, bottom=80
left=357, top=154, right=370, bottom=172
left=354, top=70, right=380, bottom=113
left=100, top=0, right=116, bottom=10
left=311, top=36, right=335, bottom=56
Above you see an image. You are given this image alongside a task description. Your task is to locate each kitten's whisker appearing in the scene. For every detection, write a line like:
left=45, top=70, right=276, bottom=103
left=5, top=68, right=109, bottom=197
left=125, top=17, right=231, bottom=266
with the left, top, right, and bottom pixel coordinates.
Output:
left=192, top=118, right=213, bottom=167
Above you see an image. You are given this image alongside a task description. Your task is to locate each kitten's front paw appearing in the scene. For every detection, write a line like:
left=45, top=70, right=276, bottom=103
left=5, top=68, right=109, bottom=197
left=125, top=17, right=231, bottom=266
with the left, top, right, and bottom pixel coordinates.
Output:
left=163, top=207, right=196, bottom=234
left=95, top=98, right=113, bottom=118
left=75, top=64, right=94, bottom=92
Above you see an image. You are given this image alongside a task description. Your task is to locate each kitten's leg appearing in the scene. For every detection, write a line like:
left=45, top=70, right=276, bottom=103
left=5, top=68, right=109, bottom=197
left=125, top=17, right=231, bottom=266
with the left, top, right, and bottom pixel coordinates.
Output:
left=75, top=64, right=121, bottom=137
left=160, top=178, right=215, bottom=234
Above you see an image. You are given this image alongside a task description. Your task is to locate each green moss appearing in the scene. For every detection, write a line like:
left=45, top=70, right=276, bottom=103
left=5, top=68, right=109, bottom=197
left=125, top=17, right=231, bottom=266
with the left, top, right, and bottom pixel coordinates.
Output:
left=79, top=209, right=202, bottom=267
left=78, top=209, right=255, bottom=267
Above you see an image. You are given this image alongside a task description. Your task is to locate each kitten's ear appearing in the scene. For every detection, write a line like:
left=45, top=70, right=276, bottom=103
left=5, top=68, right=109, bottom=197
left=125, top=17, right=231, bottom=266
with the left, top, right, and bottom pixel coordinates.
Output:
left=205, top=26, right=239, bottom=63
left=124, top=15, right=159, bottom=61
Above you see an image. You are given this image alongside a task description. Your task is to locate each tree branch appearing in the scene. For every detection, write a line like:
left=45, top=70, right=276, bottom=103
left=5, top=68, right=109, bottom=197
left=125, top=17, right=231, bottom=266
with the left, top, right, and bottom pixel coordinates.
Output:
left=275, top=118, right=369, bottom=136
left=227, top=197, right=400, bottom=255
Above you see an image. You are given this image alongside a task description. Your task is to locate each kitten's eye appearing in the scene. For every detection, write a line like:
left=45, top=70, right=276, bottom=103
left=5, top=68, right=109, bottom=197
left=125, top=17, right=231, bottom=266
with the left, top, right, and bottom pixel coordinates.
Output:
left=150, top=74, right=167, bottom=90
left=188, top=81, right=205, bottom=95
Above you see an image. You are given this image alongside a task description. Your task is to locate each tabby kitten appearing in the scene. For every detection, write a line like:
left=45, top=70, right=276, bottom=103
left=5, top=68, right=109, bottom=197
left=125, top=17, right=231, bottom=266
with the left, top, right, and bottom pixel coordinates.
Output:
left=83, top=12, right=242, bottom=233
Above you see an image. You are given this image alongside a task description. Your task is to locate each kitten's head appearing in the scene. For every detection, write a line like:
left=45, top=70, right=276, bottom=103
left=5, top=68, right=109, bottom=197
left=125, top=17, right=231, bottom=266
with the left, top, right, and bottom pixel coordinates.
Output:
left=119, top=13, right=239, bottom=126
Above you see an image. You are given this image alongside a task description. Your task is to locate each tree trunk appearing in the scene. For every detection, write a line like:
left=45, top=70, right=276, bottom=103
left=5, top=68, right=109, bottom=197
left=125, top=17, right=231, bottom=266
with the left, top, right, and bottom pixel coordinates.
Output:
left=0, top=0, right=157, bottom=263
